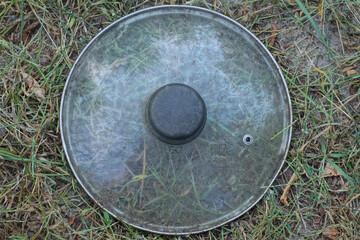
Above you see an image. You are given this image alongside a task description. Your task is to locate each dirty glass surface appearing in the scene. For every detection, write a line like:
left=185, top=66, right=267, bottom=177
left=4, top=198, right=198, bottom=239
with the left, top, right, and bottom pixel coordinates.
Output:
left=61, top=6, right=292, bottom=234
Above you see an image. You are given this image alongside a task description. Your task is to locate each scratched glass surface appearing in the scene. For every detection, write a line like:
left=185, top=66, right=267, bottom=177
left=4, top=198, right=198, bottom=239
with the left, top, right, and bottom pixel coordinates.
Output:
left=62, top=7, right=291, bottom=234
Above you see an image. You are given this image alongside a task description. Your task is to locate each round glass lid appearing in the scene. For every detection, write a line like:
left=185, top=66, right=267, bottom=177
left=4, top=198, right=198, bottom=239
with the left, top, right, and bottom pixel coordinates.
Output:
left=60, top=6, right=292, bottom=235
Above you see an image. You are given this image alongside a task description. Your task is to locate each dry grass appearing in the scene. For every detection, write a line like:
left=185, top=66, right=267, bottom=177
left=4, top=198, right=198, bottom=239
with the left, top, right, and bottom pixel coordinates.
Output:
left=1, top=0, right=359, bottom=239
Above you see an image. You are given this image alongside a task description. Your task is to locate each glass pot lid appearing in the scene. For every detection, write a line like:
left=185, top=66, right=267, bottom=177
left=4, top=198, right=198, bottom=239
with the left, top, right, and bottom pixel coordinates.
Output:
left=60, top=5, right=292, bottom=235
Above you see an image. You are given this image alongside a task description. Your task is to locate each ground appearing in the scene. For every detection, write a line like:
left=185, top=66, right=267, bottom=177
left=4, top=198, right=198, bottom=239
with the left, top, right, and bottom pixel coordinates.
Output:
left=0, top=0, right=359, bottom=239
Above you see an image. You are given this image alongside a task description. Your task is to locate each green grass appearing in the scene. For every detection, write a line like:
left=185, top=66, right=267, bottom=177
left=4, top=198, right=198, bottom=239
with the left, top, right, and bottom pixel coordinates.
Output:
left=1, top=0, right=360, bottom=239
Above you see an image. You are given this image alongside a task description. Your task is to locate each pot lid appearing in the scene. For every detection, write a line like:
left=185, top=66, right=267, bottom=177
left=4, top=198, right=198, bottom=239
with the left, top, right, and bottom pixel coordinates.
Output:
left=60, top=6, right=292, bottom=235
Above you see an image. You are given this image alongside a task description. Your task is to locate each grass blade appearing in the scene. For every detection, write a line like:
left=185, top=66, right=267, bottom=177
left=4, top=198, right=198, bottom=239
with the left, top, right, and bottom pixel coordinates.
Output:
left=295, top=0, right=325, bottom=43
left=327, top=159, right=355, bottom=187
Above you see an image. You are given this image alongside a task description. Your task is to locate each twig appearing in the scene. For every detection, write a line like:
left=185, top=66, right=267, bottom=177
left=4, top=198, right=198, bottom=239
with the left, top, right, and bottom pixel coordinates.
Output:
left=280, top=172, right=297, bottom=206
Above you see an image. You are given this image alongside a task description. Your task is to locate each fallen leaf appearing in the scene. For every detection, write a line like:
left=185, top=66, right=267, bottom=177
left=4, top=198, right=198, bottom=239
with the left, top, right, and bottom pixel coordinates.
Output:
left=349, top=46, right=360, bottom=51
left=239, top=6, right=247, bottom=15
left=323, top=162, right=340, bottom=178
left=346, top=69, right=357, bottom=76
left=280, top=172, right=297, bottom=206
left=180, top=186, right=192, bottom=197
left=323, top=228, right=340, bottom=240
left=313, top=66, right=326, bottom=75
left=297, top=141, right=309, bottom=153
left=68, top=216, right=76, bottom=226
left=268, top=23, right=277, bottom=47
left=242, top=13, right=249, bottom=22
left=342, top=65, right=356, bottom=72
left=22, top=21, right=40, bottom=43
left=20, top=69, right=45, bottom=100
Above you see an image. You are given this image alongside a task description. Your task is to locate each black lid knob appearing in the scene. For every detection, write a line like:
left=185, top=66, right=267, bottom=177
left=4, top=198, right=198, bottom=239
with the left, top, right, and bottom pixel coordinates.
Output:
left=145, top=83, right=207, bottom=145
